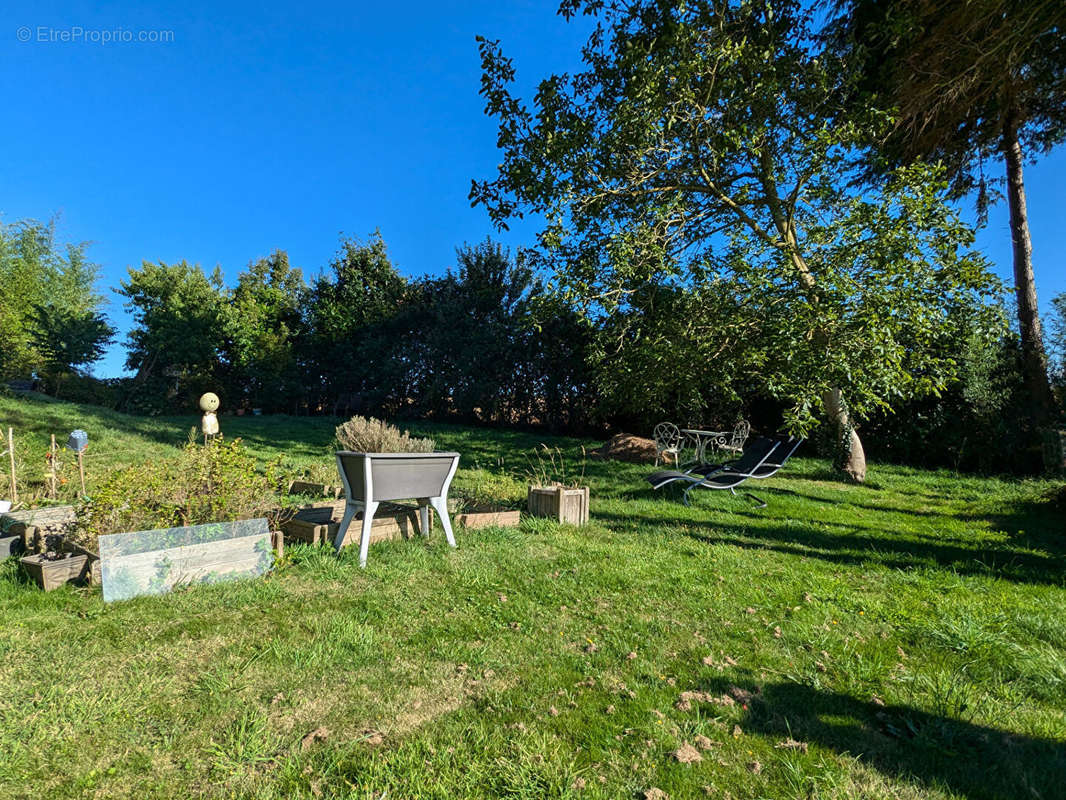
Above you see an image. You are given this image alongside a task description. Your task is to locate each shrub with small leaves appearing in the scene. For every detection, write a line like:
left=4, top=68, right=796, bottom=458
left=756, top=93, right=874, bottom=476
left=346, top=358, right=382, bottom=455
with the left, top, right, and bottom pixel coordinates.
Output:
left=76, top=438, right=283, bottom=548
left=333, top=416, right=435, bottom=453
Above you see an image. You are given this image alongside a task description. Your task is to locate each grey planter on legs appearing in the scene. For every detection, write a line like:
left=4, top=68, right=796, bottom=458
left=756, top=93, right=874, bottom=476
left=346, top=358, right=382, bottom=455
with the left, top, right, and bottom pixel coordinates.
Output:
left=334, top=451, right=460, bottom=567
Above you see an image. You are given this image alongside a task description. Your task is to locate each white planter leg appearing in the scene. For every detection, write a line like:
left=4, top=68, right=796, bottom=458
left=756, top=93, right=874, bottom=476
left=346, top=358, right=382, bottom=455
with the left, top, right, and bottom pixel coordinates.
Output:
left=359, top=500, right=379, bottom=567
left=334, top=502, right=360, bottom=552
left=429, top=496, right=456, bottom=548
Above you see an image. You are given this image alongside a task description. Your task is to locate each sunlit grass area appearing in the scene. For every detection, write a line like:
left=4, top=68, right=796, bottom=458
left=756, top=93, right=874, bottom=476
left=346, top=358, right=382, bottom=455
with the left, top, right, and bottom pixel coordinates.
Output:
left=0, top=394, right=1064, bottom=799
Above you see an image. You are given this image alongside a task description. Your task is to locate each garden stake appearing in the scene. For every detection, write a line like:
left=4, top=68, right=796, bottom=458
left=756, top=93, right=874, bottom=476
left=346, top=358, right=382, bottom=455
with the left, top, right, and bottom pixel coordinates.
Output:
left=49, top=434, right=58, bottom=498
left=6, top=428, right=15, bottom=505
left=77, top=449, right=86, bottom=497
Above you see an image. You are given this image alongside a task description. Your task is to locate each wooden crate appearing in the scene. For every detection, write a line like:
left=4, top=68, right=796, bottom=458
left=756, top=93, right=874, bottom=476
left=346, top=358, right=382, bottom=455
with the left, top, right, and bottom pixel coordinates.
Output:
left=527, top=486, right=590, bottom=526
left=454, top=506, right=521, bottom=529
left=59, top=540, right=101, bottom=585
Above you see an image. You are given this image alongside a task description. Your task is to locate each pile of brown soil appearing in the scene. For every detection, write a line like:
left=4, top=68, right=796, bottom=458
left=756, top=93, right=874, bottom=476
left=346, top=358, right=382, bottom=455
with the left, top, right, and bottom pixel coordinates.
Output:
left=592, top=433, right=659, bottom=464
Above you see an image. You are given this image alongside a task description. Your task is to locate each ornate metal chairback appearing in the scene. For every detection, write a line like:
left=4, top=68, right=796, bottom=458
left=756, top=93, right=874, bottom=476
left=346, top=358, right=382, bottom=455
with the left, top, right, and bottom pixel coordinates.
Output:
left=653, top=422, right=683, bottom=450
left=730, top=420, right=751, bottom=449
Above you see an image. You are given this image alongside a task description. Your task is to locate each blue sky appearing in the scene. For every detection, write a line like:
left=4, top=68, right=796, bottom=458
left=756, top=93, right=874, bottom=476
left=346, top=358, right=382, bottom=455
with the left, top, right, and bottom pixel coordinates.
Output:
left=4, top=1, right=1064, bottom=378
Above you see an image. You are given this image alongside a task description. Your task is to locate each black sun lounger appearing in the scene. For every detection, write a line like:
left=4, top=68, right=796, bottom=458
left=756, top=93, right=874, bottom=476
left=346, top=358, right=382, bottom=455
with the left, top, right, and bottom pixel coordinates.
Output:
left=646, top=435, right=802, bottom=507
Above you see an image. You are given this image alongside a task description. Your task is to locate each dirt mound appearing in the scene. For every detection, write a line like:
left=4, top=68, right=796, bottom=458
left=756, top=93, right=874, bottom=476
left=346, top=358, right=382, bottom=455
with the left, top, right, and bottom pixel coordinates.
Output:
left=592, top=433, right=658, bottom=464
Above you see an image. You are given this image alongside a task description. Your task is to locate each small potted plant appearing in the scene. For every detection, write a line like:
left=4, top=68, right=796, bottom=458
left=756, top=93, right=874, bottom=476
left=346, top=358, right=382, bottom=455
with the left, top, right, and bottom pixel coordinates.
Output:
left=20, top=531, right=93, bottom=591
left=525, top=445, right=590, bottom=526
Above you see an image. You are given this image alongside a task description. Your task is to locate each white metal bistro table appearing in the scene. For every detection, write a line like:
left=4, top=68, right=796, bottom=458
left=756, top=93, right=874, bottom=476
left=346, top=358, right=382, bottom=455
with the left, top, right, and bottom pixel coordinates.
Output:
left=680, top=429, right=732, bottom=465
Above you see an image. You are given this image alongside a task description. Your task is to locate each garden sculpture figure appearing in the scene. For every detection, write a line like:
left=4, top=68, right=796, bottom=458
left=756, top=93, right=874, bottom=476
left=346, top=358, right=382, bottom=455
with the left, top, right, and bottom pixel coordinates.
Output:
left=200, top=393, right=220, bottom=439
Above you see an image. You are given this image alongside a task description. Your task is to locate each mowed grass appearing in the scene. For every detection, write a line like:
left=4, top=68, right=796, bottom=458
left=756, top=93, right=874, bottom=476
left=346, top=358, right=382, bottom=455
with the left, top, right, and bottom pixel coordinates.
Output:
left=1, top=394, right=1065, bottom=799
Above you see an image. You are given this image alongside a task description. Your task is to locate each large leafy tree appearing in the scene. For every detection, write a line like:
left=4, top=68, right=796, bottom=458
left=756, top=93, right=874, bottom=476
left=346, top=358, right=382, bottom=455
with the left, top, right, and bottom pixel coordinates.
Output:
left=400, top=240, right=550, bottom=424
left=118, top=261, right=226, bottom=411
left=0, top=218, right=113, bottom=383
left=472, top=0, right=1000, bottom=480
left=221, top=250, right=306, bottom=412
left=830, top=0, right=1066, bottom=430
left=30, top=306, right=115, bottom=396
left=303, top=233, right=408, bottom=413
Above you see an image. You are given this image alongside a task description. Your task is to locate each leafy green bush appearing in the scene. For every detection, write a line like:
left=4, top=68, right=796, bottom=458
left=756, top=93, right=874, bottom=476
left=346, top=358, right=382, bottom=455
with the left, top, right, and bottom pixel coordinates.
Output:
left=76, top=438, right=283, bottom=548
left=333, top=415, right=434, bottom=453
left=451, top=468, right=527, bottom=510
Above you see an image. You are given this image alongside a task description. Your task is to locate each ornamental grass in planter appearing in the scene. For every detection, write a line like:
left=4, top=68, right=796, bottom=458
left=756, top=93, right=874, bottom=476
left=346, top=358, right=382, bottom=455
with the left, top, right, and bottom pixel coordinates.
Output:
left=525, top=445, right=590, bottom=526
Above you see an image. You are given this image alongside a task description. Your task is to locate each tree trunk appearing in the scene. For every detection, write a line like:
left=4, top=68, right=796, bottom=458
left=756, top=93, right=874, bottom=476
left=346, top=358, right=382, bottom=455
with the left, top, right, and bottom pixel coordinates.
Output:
left=785, top=243, right=868, bottom=483
left=823, top=387, right=866, bottom=483
left=1002, top=112, right=1053, bottom=431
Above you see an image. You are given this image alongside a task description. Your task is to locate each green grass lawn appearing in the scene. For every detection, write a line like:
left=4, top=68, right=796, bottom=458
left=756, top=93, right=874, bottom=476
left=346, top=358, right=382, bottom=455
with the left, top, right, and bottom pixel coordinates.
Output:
left=0, top=393, right=1064, bottom=799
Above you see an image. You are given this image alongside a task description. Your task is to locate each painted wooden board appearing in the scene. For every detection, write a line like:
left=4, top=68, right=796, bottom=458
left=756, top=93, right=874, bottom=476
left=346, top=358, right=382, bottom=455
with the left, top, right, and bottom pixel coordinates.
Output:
left=99, top=518, right=272, bottom=603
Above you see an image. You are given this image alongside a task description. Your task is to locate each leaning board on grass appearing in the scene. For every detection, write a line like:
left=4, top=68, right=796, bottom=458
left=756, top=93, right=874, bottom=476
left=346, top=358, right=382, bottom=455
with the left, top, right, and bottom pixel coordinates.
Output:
left=99, top=518, right=273, bottom=603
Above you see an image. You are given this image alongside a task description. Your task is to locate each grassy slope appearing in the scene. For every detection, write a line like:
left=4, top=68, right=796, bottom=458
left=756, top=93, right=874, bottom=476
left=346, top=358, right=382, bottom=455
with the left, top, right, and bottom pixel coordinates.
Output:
left=0, top=395, right=1064, bottom=799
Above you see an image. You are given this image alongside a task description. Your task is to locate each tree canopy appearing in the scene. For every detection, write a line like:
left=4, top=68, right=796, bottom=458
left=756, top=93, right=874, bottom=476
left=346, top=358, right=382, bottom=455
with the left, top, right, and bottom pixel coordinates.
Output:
left=0, top=218, right=114, bottom=385
left=472, top=0, right=1003, bottom=480
left=830, top=0, right=1066, bottom=431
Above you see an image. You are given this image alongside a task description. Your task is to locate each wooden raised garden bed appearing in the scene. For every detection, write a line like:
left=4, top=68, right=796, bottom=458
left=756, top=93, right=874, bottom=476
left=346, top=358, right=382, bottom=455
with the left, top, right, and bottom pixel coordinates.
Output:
left=279, top=500, right=431, bottom=547
left=528, top=486, right=590, bottom=526
left=0, top=535, right=23, bottom=559
left=287, top=480, right=343, bottom=499
left=454, top=505, right=521, bottom=529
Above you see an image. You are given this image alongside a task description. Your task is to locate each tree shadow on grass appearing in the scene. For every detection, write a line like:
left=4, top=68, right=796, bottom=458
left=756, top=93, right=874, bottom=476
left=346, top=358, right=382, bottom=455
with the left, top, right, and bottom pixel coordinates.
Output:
left=722, top=678, right=1066, bottom=800
left=595, top=492, right=1066, bottom=586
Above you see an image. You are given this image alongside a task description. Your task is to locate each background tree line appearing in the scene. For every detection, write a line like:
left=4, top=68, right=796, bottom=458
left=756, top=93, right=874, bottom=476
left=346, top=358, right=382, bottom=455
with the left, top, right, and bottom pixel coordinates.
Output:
left=3, top=218, right=1063, bottom=474
left=114, top=234, right=593, bottom=431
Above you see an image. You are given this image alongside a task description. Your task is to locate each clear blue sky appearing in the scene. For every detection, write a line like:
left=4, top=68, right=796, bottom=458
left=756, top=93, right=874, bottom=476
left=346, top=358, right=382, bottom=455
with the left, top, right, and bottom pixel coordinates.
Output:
left=4, top=1, right=1064, bottom=378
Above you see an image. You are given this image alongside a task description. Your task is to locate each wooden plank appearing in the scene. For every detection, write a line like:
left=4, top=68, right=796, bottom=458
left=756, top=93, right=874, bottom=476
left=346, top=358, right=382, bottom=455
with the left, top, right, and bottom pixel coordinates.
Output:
left=454, top=507, right=521, bottom=529
left=99, top=518, right=272, bottom=603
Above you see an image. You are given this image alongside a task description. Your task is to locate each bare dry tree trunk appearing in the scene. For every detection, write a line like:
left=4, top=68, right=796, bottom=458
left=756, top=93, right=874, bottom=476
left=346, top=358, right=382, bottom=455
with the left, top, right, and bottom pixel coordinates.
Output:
left=1003, top=110, right=1053, bottom=432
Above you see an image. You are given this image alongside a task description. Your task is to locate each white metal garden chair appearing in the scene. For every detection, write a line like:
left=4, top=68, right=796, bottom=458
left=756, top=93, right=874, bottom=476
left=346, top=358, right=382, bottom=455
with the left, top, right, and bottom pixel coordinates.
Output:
left=653, top=422, right=685, bottom=466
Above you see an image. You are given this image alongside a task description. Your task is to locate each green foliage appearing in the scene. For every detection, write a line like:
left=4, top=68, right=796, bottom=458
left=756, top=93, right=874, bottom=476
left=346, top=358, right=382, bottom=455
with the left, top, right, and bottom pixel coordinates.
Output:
left=472, top=0, right=1004, bottom=452
left=303, top=232, right=408, bottom=412
left=30, top=305, right=115, bottom=396
left=333, top=415, right=435, bottom=453
left=524, top=443, right=587, bottom=488
left=77, top=438, right=283, bottom=547
left=1049, top=292, right=1066, bottom=409
left=829, top=0, right=1066, bottom=198
left=118, top=260, right=226, bottom=414
left=451, top=468, right=527, bottom=510
left=221, top=250, right=306, bottom=413
left=0, top=218, right=112, bottom=382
